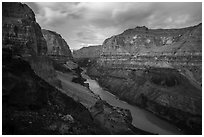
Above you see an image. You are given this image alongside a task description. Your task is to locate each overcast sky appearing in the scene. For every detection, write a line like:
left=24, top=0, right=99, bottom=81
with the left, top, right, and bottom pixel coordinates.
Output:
left=26, top=2, right=202, bottom=50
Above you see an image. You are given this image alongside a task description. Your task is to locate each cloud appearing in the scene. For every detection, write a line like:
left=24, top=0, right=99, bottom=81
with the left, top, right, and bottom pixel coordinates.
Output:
left=26, top=2, right=202, bottom=50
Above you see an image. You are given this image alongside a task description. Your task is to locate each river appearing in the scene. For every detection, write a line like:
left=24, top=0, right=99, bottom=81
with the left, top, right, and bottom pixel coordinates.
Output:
left=82, top=72, right=182, bottom=135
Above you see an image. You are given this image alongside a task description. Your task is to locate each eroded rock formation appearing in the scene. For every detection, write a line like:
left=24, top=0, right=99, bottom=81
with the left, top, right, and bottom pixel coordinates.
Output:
left=3, top=2, right=144, bottom=135
left=86, top=24, right=202, bottom=134
left=99, top=24, right=202, bottom=85
left=73, top=45, right=102, bottom=59
left=42, top=29, right=73, bottom=62
left=2, top=2, right=47, bottom=56
left=2, top=2, right=60, bottom=87
left=2, top=2, right=105, bottom=134
left=42, top=29, right=79, bottom=73
left=73, top=45, right=102, bottom=68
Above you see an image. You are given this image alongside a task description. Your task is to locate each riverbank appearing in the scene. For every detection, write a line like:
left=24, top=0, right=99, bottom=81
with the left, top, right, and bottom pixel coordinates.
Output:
left=56, top=71, right=153, bottom=134
left=83, top=70, right=183, bottom=135
left=86, top=65, right=202, bottom=135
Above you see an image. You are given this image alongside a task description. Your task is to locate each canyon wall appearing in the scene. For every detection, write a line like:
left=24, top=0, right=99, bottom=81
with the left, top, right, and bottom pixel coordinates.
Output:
left=42, top=29, right=79, bottom=71
left=86, top=24, right=202, bottom=134
left=2, top=2, right=60, bottom=86
left=2, top=2, right=108, bottom=135
left=3, top=3, right=143, bottom=134
left=99, top=24, right=202, bottom=85
left=42, top=29, right=73, bottom=62
left=73, top=45, right=102, bottom=68
left=2, top=2, right=47, bottom=56
left=73, top=45, right=102, bottom=59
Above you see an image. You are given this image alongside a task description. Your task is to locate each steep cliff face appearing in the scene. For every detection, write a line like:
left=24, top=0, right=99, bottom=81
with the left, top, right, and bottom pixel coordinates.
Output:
left=2, top=2, right=60, bottom=87
left=87, top=24, right=202, bottom=134
left=2, top=3, right=107, bottom=134
left=102, top=24, right=201, bottom=55
left=2, top=2, right=47, bottom=56
left=73, top=45, right=102, bottom=59
left=100, top=24, right=202, bottom=84
left=42, top=29, right=79, bottom=72
left=42, top=29, right=73, bottom=61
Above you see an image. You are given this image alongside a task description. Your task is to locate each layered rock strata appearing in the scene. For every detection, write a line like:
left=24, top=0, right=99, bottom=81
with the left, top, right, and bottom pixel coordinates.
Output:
left=86, top=24, right=202, bottom=134
left=2, top=2, right=104, bottom=134
left=3, top=2, right=145, bottom=134
left=2, top=2, right=60, bottom=87
left=2, top=2, right=47, bottom=56
left=99, top=24, right=202, bottom=85
left=73, top=45, right=102, bottom=59
left=73, top=45, right=102, bottom=68
left=42, top=29, right=79, bottom=76
left=42, top=29, right=73, bottom=64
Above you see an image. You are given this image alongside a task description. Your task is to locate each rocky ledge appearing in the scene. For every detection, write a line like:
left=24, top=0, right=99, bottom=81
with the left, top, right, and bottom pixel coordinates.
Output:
left=89, top=100, right=152, bottom=134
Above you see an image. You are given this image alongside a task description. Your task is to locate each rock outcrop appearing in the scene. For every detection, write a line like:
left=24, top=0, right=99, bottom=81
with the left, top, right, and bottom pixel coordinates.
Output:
left=89, top=100, right=152, bottom=134
left=2, top=2, right=47, bottom=56
left=86, top=24, right=202, bottom=134
left=2, top=2, right=60, bottom=87
left=42, top=29, right=73, bottom=62
left=42, top=29, right=79, bottom=74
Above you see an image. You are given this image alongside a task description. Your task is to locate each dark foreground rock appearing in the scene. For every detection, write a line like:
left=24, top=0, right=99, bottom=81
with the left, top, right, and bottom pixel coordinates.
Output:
left=89, top=100, right=153, bottom=134
left=2, top=2, right=106, bottom=134
left=2, top=49, right=108, bottom=135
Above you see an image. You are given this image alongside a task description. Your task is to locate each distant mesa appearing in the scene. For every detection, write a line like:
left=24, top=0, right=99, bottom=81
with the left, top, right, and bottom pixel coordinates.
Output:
left=73, top=45, right=102, bottom=59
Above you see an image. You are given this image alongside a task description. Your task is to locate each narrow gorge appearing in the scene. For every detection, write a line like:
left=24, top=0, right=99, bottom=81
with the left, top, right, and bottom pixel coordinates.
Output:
left=74, top=24, right=202, bottom=134
left=2, top=2, right=202, bottom=135
left=2, top=2, right=151, bottom=135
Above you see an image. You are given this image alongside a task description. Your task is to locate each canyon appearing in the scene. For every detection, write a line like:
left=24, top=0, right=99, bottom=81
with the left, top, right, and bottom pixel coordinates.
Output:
left=2, top=2, right=149, bottom=135
left=74, top=24, right=202, bottom=134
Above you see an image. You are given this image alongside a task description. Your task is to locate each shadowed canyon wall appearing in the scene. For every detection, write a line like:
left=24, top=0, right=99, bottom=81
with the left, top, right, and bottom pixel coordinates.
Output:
left=2, top=2, right=60, bottom=86
left=3, top=3, right=146, bottom=135
left=2, top=2, right=106, bottom=134
left=2, top=2, right=47, bottom=56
